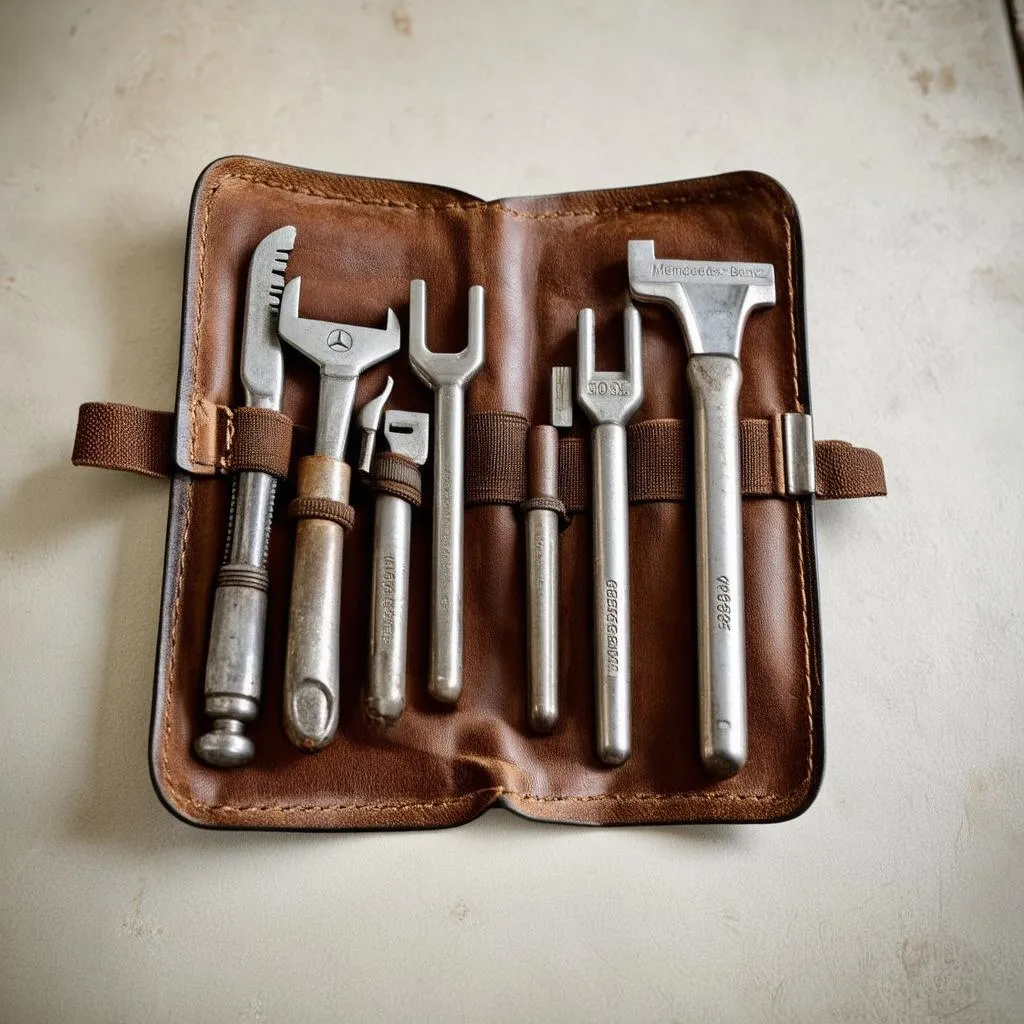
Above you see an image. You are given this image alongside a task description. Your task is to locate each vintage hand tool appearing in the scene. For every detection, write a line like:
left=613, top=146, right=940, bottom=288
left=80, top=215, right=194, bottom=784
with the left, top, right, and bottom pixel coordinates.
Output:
left=277, top=278, right=400, bottom=751
left=408, top=279, right=485, bottom=704
left=195, top=225, right=295, bottom=768
left=576, top=307, right=644, bottom=765
left=358, top=400, right=430, bottom=724
left=628, top=240, right=776, bottom=777
left=525, top=366, right=573, bottom=733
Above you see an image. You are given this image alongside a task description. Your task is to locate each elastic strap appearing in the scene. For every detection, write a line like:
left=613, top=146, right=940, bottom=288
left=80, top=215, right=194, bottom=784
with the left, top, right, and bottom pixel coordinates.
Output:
left=286, top=497, right=356, bottom=530
left=373, top=452, right=423, bottom=506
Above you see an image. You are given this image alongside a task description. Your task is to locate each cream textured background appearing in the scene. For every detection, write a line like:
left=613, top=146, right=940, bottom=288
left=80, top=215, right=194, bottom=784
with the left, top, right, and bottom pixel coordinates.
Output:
left=1, top=1, right=1022, bottom=1021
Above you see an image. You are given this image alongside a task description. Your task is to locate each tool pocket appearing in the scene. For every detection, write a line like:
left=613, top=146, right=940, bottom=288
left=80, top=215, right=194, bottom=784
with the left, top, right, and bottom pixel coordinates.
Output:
left=72, top=156, right=887, bottom=830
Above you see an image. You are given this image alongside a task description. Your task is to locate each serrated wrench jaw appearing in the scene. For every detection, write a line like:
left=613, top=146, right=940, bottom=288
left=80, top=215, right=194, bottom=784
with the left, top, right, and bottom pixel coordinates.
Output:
left=408, top=279, right=485, bottom=389
left=241, top=225, right=296, bottom=409
left=278, top=276, right=401, bottom=375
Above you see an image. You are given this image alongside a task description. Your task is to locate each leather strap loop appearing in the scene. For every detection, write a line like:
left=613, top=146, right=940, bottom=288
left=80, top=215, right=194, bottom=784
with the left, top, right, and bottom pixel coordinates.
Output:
left=286, top=496, right=356, bottom=530
left=373, top=452, right=423, bottom=506
left=72, top=401, right=886, bottom=502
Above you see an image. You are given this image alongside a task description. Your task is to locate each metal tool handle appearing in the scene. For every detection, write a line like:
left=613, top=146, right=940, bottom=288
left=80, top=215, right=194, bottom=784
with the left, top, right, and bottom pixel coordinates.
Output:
left=429, top=383, right=465, bottom=703
left=195, top=470, right=276, bottom=767
left=284, top=456, right=350, bottom=751
left=687, top=355, right=747, bottom=777
left=591, top=423, right=632, bottom=765
left=526, top=507, right=559, bottom=733
left=368, top=492, right=412, bottom=724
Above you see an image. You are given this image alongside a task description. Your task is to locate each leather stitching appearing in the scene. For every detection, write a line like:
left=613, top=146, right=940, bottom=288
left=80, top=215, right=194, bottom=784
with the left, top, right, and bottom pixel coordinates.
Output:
left=162, top=166, right=815, bottom=822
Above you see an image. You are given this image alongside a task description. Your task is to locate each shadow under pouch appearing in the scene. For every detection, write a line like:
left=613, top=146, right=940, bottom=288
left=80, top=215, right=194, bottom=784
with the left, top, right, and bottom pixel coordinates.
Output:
left=71, top=156, right=886, bottom=831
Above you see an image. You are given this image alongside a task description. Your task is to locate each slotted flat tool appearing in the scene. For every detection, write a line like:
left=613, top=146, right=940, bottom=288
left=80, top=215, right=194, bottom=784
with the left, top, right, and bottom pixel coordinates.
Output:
left=628, top=240, right=776, bottom=778
left=525, top=366, right=572, bottom=733
left=195, top=225, right=295, bottom=768
left=277, top=278, right=400, bottom=751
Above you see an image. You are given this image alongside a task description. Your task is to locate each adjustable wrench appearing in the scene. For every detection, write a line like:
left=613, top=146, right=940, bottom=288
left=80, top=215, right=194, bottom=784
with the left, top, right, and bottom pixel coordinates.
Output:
left=277, top=278, right=400, bottom=750
left=358, top=405, right=430, bottom=723
left=628, top=240, right=776, bottom=777
left=525, top=366, right=572, bottom=733
left=195, top=225, right=295, bottom=768
left=408, top=279, right=485, bottom=704
left=576, top=307, right=644, bottom=765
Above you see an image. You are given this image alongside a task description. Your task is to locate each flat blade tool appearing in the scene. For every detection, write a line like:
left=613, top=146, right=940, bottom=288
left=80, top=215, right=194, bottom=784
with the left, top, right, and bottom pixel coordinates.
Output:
left=358, top=397, right=430, bottom=724
left=525, top=366, right=572, bottom=733
left=195, top=225, right=295, bottom=768
left=277, top=278, right=400, bottom=751
left=628, top=240, right=776, bottom=777
left=577, top=307, right=644, bottom=765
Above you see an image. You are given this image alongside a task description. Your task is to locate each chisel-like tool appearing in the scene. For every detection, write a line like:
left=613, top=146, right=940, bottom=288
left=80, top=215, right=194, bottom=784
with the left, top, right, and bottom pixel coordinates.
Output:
left=628, top=240, right=776, bottom=777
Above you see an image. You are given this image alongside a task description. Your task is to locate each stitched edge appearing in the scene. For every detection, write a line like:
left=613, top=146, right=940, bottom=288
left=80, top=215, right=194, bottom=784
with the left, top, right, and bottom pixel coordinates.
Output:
left=216, top=169, right=766, bottom=220
left=187, top=178, right=222, bottom=466
left=778, top=204, right=815, bottom=806
left=163, top=166, right=814, bottom=822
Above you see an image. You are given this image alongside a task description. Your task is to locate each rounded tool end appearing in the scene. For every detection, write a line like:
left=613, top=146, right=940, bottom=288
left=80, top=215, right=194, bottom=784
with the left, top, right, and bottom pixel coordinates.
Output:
left=428, top=676, right=462, bottom=705
left=365, top=692, right=405, bottom=726
left=529, top=705, right=558, bottom=735
left=703, top=732, right=747, bottom=779
left=597, top=740, right=631, bottom=767
left=285, top=680, right=337, bottom=751
left=194, top=720, right=254, bottom=767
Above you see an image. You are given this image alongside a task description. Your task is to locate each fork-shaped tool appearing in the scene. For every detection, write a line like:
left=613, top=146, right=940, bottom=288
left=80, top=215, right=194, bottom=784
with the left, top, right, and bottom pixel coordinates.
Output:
left=576, top=306, right=644, bottom=765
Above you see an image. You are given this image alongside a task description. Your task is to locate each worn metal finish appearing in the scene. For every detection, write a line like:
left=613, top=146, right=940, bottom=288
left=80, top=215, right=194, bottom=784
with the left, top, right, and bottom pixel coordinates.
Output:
left=277, top=277, right=401, bottom=750
left=577, top=307, right=644, bottom=765
left=408, top=279, right=485, bottom=704
left=356, top=375, right=393, bottom=476
left=783, top=411, right=816, bottom=495
left=196, top=225, right=295, bottom=768
left=366, top=410, right=430, bottom=723
left=526, top=366, right=573, bottom=733
left=283, top=457, right=349, bottom=750
left=628, top=240, right=775, bottom=777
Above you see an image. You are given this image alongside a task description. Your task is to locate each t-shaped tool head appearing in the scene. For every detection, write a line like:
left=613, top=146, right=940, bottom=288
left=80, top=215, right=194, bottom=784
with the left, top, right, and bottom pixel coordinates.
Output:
left=408, top=279, right=485, bottom=389
left=278, top=276, right=401, bottom=459
left=627, top=240, right=775, bottom=359
left=576, top=305, right=645, bottom=427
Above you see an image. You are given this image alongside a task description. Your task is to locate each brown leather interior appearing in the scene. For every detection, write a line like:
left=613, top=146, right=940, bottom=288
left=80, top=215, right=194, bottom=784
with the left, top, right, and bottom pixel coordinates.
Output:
left=151, top=155, right=828, bottom=829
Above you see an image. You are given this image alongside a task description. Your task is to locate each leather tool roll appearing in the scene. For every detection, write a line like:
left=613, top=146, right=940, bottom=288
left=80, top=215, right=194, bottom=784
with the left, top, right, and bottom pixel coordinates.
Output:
left=74, top=156, right=887, bottom=830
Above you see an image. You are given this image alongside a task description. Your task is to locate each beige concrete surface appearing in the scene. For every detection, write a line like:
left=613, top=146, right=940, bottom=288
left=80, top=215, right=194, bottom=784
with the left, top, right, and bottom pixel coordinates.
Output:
left=1, top=1, right=1022, bottom=1021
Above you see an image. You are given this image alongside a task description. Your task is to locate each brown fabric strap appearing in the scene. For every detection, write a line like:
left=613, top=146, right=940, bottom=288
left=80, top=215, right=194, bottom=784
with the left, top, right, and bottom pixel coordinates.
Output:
left=286, top=496, right=356, bottom=530
left=465, top=412, right=886, bottom=508
left=466, top=411, right=529, bottom=505
left=373, top=452, right=423, bottom=506
left=814, top=440, right=887, bottom=499
left=72, top=403, right=175, bottom=479
left=73, top=402, right=886, bottom=502
left=228, top=407, right=294, bottom=477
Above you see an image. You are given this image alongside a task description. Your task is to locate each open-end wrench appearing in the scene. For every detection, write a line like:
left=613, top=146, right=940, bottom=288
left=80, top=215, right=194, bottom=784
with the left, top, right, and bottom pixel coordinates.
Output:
left=277, top=278, right=400, bottom=750
left=408, top=279, right=485, bottom=704
left=628, top=240, right=776, bottom=777
left=525, top=366, right=572, bottom=733
left=359, top=407, right=430, bottom=723
left=576, top=307, right=644, bottom=765
left=195, top=225, right=295, bottom=768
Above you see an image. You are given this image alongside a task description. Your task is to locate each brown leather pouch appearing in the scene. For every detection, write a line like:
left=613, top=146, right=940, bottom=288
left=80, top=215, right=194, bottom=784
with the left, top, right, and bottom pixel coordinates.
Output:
left=73, top=156, right=886, bottom=830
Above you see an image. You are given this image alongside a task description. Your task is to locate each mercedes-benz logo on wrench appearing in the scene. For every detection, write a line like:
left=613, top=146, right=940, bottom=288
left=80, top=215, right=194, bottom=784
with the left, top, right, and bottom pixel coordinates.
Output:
left=327, top=328, right=353, bottom=352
